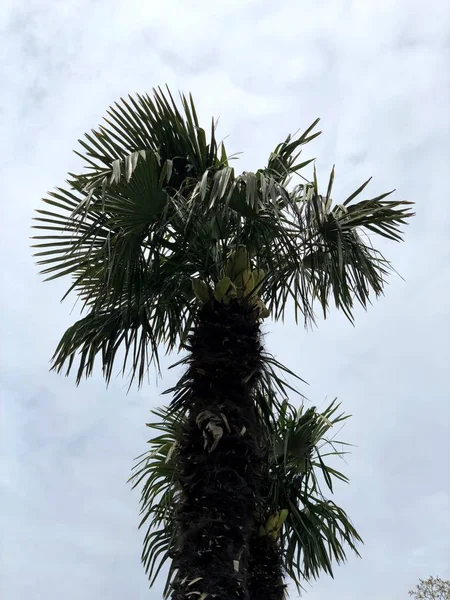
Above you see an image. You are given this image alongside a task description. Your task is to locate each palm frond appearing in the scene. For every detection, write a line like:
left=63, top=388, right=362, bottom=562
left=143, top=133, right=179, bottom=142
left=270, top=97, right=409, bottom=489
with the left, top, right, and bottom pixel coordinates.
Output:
left=131, top=396, right=361, bottom=595
left=264, top=118, right=321, bottom=186
left=50, top=305, right=160, bottom=386
left=296, top=168, right=414, bottom=321
left=76, top=86, right=225, bottom=187
left=129, top=406, right=183, bottom=595
left=34, top=87, right=413, bottom=386
left=260, top=399, right=362, bottom=589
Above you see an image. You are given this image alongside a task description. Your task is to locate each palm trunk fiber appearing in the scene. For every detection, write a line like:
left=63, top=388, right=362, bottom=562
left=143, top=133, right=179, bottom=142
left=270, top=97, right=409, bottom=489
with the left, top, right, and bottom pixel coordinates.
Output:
left=248, top=533, right=287, bottom=600
left=170, top=301, right=263, bottom=600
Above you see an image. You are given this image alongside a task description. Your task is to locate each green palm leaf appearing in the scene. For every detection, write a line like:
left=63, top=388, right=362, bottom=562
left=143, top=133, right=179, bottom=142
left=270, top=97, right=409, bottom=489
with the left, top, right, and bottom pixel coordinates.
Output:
left=131, top=396, right=361, bottom=597
left=33, top=87, right=413, bottom=385
left=264, top=399, right=362, bottom=589
left=129, top=406, right=183, bottom=596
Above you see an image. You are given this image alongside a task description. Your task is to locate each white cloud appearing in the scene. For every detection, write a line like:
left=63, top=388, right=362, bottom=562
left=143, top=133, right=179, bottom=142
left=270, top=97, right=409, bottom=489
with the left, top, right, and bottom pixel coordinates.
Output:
left=1, top=0, right=449, bottom=598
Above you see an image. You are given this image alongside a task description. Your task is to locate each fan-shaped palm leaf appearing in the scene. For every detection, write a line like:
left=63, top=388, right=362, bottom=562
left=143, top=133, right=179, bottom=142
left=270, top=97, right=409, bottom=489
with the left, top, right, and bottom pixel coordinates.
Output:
left=130, top=396, right=361, bottom=597
left=262, top=398, right=362, bottom=590
left=33, top=87, right=413, bottom=386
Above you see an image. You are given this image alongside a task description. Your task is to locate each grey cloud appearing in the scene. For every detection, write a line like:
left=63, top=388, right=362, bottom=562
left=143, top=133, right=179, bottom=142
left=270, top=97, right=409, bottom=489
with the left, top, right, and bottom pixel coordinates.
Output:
left=1, top=0, right=449, bottom=599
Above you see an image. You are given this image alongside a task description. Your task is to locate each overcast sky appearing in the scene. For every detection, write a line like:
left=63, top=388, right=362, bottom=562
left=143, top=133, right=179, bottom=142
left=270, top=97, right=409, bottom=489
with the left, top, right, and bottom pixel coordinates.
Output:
left=1, top=1, right=449, bottom=599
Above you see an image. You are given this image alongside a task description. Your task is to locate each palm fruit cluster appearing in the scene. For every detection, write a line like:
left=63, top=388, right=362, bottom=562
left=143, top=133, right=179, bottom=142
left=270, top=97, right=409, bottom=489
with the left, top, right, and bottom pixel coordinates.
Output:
left=258, top=509, right=289, bottom=541
left=191, top=245, right=270, bottom=318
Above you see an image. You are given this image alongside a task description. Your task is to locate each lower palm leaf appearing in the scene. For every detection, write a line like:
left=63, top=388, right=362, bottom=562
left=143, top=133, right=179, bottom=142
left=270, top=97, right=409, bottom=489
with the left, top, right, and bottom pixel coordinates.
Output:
left=131, top=385, right=360, bottom=599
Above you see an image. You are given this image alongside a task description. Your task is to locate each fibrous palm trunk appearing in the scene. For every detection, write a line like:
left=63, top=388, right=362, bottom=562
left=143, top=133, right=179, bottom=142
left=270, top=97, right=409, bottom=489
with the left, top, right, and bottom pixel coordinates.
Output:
left=248, top=533, right=287, bottom=600
left=170, top=301, right=264, bottom=600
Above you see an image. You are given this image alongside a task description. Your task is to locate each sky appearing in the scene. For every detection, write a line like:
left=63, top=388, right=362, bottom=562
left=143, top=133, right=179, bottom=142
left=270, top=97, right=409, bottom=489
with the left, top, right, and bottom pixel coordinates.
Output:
left=0, top=0, right=449, bottom=598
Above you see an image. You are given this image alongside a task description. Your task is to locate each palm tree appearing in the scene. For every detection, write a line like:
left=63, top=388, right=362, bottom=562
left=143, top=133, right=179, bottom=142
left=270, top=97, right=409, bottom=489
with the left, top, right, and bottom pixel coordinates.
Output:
left=131, top=397, right=361, bottom=600
left=33, top=86, right=413, bottom=599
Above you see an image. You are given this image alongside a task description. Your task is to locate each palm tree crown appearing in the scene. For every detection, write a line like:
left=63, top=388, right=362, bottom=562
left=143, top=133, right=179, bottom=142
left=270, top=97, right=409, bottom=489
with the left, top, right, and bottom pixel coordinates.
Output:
left=33, top=86, right=413, bottom=387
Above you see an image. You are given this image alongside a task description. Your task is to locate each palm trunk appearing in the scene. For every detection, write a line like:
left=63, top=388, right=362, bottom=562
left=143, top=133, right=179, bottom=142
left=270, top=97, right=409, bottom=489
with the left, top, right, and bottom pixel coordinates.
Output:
left=170, top=301, right=264, bottom=600
left=248, top=533, right=287, bottom=600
